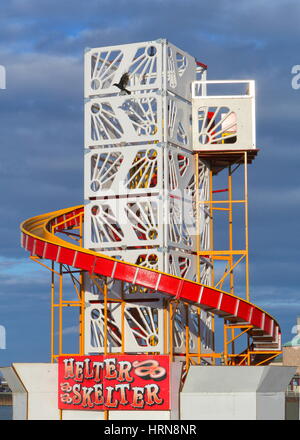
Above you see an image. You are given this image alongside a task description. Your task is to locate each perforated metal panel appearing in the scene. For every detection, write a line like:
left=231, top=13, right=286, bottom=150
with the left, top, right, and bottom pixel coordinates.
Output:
left=84, top=40, right=196, bottom=101
left=85, top=41, right=163, bottom=97
left=85, top=93, right=163, bottom=147
left=173, top=304, right=214, bottom=355
left=84, top=196, right=195, bottom=252
left=84, top=196, right=163, bottom=249
left=85, top=95, right=192, bottom=149
left=85, top=299, right=164, bottom=354
left=84, top=144, right=163, bottom=198
left=84, top=144, right=195, bottom=199
left=166, top=42, right=196, bottom=100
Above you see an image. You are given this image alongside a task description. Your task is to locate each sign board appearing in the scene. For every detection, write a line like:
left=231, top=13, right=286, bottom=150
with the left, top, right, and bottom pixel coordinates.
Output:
left=58, top=355, right=170, bottom=411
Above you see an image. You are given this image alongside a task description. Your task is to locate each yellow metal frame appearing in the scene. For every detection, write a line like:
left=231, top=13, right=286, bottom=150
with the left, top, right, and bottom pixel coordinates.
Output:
left=196, top=153, right=249, bottom=301
left=30, top=212, right=85, bottom=362
left=190, top=151, right=278, bottom=367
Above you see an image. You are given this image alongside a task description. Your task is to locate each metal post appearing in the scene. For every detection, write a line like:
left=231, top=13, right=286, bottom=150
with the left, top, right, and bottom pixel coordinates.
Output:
left=228, top=165, right=234, bottom=294
left=209, top=166, right=216, bottom=358
left=104, top=279, right=108, bottom=355
left=59, top=264, right=63, bottom=356
left=51, top=261, right=55, bottom=362
left=244, top=152, right=250, bottom=301
left=185, top=304, right=190, bottom=373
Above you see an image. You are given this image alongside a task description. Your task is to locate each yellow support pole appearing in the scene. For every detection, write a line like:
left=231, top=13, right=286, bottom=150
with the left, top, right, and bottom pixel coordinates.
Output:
left=185, top=304, right=190, bottom=373
left=228, top=165, right=234, bottom=294
left=121, top=281, right=125, bottom=354
left=244, top=152, right=250, bottom=301
left=51, top=261, right=55, bottom=363
left=169, top=302, right=174, bottom=363
left=224, top=323, right=228, bottom=365
left=59, top=264, right=63, bottom=356
left=209, top=166, right=216, bottom=360
left=104, top=279, right=108, bottom=355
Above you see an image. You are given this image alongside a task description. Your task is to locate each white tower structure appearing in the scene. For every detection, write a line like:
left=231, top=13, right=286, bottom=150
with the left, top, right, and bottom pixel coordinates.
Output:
left=83, top=39, right=214, bottom=357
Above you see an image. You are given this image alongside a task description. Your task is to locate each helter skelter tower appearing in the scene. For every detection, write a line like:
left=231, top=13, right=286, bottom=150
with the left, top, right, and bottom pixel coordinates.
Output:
left=16, top=38, right=285, bottom=420
left=83, top=40, right=215, bottom=358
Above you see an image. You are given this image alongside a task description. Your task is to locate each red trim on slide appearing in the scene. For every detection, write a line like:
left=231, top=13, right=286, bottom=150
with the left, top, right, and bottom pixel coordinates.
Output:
left=20, top=206, right=281, bottom=351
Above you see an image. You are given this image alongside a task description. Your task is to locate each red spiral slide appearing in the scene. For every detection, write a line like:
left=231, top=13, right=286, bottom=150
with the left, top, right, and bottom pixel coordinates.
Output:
left=21, top=205, right=281, bottom=362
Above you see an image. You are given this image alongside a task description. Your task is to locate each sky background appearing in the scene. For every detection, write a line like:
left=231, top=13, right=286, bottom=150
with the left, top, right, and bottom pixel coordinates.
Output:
left=0, top=0, right=300, bottom=364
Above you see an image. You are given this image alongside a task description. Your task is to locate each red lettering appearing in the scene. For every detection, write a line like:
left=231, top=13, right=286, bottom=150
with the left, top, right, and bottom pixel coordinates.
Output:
left=83, top=358, right=94, bottom=379
left=105, top=386, right=118, bottom=408
left=74, top=362, right=84, bottom=382
left=104, top=358, right=117, bottom=380
left=94, top=384, right=104, bottom=405
left=144, top=384, right=163, bottom=405
left=131, top=387, right=145, bottom=408
left=93, top=361, right=103, bottom=383
left=63, top=358, right=75, bottom=379
left=72, top=384, right=82, bottom=405
left=115, top=384, right=130, bottom=405
left=117, top=361, right=133, bottom=382
left=81, top=387, right=94, bottom=408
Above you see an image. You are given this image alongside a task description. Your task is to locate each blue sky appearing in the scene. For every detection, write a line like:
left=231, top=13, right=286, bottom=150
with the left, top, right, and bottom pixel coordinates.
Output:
left=1, top=0, right=300, bottom=364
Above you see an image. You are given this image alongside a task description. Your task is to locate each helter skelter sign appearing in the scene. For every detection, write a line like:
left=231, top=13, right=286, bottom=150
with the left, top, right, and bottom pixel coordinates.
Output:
left=58, top=355, right=170, bottom=411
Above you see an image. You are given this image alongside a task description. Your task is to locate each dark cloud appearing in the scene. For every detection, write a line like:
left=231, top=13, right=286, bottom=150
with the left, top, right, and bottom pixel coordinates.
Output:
left=0, top=1, right=300, bottom=364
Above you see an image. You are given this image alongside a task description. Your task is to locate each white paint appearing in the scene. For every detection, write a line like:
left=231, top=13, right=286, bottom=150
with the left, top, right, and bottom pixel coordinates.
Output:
left=192, top=80, right=256, bottom=151
left=62, top=410, right=105, bottom=420
left=108, top=410, right=171, bottom=420
left=12, top=363, right=60, bottom=420
left=180, top=366, right=296, bottom=420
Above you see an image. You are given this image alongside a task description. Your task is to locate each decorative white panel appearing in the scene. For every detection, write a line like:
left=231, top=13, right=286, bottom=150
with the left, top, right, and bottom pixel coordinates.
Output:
left=84, top=145, right=163, bottom=198
left=166, top=42, right=196, bottom=101
left=199, top=258, right=212, bottom=286
left=85, top=96, right=193, bottom=149
left=166, top=96, right=192, bottom=149
left=167, top=197, right=196, bottom=251
left=84, top=144, right=195, bottom=200
left=84, top=195, right=195, bottom=252
left=84, top=40, right=196, bottom=101
left=166, top=251, right=196, bottom=282
left=173, top=304, right=214, bottom=354
left=84, top=196, right=163, bottom=249
left=85, top=300, right=164, bottom=354
left=199, top=310, right=214, bottom=352
left=192, top=80, right=256, bottom=151
left=85, top=93, right=163, bottom=147
left=198, top=160, right=210, bottom=249
left=198, top=159, right=212, bottom=286
left=167, top=146, right=195, bottom=197
left=85, top=41, right=163, bottom=97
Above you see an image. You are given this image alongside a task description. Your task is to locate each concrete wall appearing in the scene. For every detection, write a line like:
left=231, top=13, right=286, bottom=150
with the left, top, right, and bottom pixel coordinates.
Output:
left=180, top=366, right=296, bottom=420
left=13, top=363, right=60, bottom=420
left=3, top=362, right=296, bottom=420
